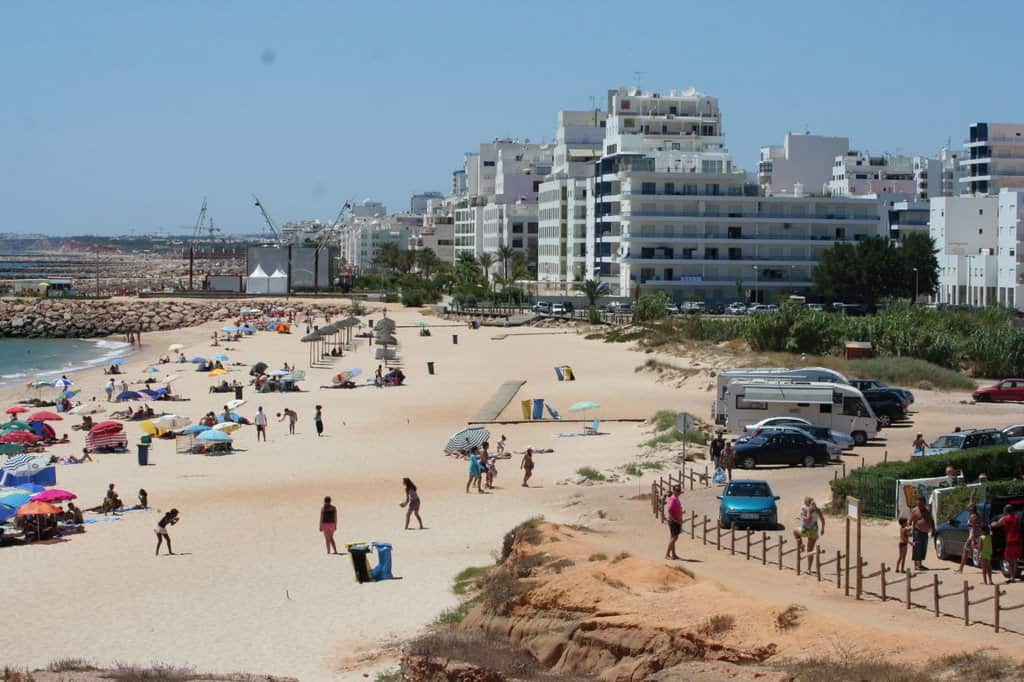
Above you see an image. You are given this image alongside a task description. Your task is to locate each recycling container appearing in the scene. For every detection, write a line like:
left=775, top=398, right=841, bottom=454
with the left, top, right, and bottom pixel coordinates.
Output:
left=348, top=543, right=372, bottom=583
left=136, top=445, right=149, bottom=466
left=426, top=361, right=435, bottom=375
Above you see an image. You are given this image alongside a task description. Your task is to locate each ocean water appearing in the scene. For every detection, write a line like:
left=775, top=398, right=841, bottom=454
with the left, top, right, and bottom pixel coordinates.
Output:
left=0, top=338, right=134, bottom=386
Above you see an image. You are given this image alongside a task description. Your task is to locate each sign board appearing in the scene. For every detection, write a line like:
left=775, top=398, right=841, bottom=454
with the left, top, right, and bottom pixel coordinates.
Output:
left=847, top=496, right=860, bottom=520
left=676, top=412, right=696, bottom=433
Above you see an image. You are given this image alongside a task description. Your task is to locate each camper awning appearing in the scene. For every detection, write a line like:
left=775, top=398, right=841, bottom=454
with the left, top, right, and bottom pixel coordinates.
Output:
left=745, top=387, right=834, bottom=404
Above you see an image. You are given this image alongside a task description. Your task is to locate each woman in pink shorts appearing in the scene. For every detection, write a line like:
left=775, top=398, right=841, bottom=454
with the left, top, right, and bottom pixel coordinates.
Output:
left=319, top=496, right=338, bottom=554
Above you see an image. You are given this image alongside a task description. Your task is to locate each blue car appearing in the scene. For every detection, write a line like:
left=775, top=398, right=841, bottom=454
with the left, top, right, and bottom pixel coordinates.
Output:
left=717, top=480, right=780, bottom=529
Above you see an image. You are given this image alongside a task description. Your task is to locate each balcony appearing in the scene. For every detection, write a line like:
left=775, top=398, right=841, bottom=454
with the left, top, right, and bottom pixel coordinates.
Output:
left=621, top=210, right=880, bottom=222
left=623, top=231, right=847, bottom=243
left=631, top=276, right=813, bottom=287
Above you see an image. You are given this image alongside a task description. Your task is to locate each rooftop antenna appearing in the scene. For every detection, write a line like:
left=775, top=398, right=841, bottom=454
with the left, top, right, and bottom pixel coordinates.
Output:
left=632, top=70, right=646, bottom=92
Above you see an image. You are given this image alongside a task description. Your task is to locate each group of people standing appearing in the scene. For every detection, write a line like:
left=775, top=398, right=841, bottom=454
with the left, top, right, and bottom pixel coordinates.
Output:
left=463, top=437, right=536, bottom=492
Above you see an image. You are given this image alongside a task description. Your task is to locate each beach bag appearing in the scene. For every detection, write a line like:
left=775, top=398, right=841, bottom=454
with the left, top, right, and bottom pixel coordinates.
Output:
left=713, top=467, right=726, bottom=485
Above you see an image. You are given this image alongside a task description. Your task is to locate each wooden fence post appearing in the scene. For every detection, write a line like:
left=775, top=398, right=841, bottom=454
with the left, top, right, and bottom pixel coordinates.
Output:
left=964, top=580, right=972, bottom=626
left=906, top=570, right=912, bottom=609
left=778, top=537, right=785, bottom=571
left=836, top=550, right=842, bottom=589
left=690, top=512, right=696, bottom=538
left=730, top=526, right=736, bottom=556
left=702, top=516, right=708, bottom=546
left=933, top=575, right=940, bottom=617
left=796, top=545, right=802, bottom=576
left=762, top=532, right=768, bottom=566
left=716, top=522, right=721, bottom=550
left=995, top=585, right=1002, bottom=633
left=745, top=529, right=752, bottom=560
left=880, top=563, right=888, bottom=602
left=816, top=546, right=822, bottom=582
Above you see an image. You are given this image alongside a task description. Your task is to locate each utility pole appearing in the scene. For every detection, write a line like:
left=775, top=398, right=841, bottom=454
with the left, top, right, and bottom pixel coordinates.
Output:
left=95, top=248, right=100, bottom=297
left=913, top=267, right=919, bottom=304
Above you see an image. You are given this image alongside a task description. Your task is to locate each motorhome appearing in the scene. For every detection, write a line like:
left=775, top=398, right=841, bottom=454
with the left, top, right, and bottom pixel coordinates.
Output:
left=719, top=380, right=879, bottom=446
left=713, top=367, right=849, bottom=424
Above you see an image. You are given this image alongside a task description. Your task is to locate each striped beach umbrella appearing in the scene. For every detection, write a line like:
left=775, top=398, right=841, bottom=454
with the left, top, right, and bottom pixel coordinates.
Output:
left=444, top=426, right=490, bottom=455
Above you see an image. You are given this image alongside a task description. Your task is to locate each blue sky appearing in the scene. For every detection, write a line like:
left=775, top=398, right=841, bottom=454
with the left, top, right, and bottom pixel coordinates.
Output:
left=2, top=1, right=1021, bottom=235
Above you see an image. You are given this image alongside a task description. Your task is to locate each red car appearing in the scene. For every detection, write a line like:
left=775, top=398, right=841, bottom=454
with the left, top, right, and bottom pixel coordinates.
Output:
left=973, top=379, right=1024, bottom=403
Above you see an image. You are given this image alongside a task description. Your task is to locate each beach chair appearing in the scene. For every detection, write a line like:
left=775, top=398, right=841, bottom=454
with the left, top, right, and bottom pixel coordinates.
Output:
left=554, top=366, right=564, bottom=381
left=584, top=418, right=600, bottom=435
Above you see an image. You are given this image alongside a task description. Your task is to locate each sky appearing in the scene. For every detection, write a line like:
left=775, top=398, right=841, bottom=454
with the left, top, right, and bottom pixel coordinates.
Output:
left=2, top=1, right=1022, bottom=235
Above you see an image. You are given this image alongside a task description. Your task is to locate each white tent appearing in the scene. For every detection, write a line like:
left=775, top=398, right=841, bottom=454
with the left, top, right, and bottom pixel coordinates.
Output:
left=246, top=264, right=270, bottom=294
left=268, top=267, right=288, bottom=295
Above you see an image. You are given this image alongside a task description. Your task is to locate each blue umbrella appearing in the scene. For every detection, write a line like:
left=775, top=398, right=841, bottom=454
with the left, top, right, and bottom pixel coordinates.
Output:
left=116, top=390, right=144, bottom=401
left=52, top=377, right=73, bottom=389
left=17, top=483, right=45, bottom=493
left=110, top=358, right=125, bottom=366
left=221, top=326, right=237, bottom=334
left=0, top=504, right=15, bottom=523
left=181, top=423, right=211, bottom=434
left=191, top=357, right=207, bottom=364
left=0, top=490, right=32, bottom=508
left=213, top=353, right=229, bottom=362
left=238, top=325, right=255, bottom=333
left=197, top=429, right=232, bottom=442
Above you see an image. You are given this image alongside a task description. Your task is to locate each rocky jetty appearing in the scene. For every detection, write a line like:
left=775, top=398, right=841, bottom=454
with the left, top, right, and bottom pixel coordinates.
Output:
left=0, top=298, right=356, bottom=338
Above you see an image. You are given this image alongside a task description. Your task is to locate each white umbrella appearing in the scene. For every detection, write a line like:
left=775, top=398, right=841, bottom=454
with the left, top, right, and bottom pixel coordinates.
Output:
left=69, top=403, right=105, bottom=415
left=151, top=414, right=191, bottom=430
left=212, top=421, right=241, bottom=433
left=168, top=343, right=185, bottom=352
left=226, top=398, right=246, bottom=410
left=52, top=378, right=73, bottom=389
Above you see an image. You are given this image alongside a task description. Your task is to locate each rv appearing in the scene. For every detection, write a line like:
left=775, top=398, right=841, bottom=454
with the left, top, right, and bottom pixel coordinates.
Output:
left=713, top=367, right=849, bottom=424
left=719, top=380, right=879, bottom=446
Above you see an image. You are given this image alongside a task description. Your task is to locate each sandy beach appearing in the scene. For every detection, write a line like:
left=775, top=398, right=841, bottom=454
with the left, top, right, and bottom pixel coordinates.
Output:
left=3, top=300, right=1023, bottom=680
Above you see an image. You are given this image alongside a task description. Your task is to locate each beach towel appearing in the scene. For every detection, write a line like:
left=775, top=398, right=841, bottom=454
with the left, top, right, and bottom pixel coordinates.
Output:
left=713, top=467, right=726, bottom=485
left=83, top=517, right=121, bottom=524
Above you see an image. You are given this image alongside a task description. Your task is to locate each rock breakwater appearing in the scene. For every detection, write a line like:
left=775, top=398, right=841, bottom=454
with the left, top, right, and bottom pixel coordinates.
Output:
left=0, top=298, right=356, bottom=338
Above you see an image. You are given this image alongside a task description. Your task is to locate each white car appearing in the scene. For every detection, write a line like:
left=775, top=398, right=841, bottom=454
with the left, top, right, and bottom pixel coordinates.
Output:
left=550, top=303, right=567, bottom=315
left=726, top=302, right=748, bottom=315
left=743, top=417, right=855, bottom=450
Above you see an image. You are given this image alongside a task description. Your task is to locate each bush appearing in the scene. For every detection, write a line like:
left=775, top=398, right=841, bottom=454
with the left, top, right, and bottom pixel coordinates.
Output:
left=383, top=291, right=400, bottom=303
left=576, top=466, right=606, bottom=481
left=844, top=357, right=975, bottom=391
left=633, top=291, right=670, bottom=324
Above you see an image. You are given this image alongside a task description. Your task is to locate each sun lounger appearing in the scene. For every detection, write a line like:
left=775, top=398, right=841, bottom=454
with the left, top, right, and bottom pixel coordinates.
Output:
left=584, top=419, right=600, bottom=435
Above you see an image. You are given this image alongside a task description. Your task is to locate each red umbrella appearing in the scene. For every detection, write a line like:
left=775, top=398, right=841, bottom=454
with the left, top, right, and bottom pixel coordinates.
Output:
left=0, top=431, right=41, bottom=444
left=27, top=411, right=62, bottom=422
left=16, top=500, right=61, bottom=516
left=5, top=406, right=29, bottom=415
left=89, top=420, right=124, bottom=436
left=31, top=489, right=77, bottom=503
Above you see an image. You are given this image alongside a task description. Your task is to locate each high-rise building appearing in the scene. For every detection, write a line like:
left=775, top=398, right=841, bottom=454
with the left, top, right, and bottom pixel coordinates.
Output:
left=828, top=152, right=918, bottom=198
left=960, top=123, right=1024, bottom=196
left=758, top=133, right=849, bottom=196
left=410, top=192, right=444, bottom=214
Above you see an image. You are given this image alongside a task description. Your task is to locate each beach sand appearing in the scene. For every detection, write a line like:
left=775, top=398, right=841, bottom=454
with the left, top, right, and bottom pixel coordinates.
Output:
left=2, top=301, right=1021, bottom=679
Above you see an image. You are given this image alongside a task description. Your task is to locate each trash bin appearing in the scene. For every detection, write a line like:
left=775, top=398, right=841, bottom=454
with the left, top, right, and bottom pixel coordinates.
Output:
left=234, top=386, right=243, bottom=400
left=347, top=543, right=372, bottom=583
left=532, top=398, right=545, bottom=420
left=554, top=366, right=565, bottom=381
left=370, top=542, right=393, bottom=580
left=426, top=361, right=435, bottom=375
left=471, top=320, right=480, bottom=330
left=521, top=399, right=532, bottom=420
left=452, top=334, right=458, bottom=345
left=136, top=444, right=149, bottom=466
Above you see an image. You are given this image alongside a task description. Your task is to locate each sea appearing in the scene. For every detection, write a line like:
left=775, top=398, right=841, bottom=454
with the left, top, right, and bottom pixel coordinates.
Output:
left=0, top=338, right=134, bottom=387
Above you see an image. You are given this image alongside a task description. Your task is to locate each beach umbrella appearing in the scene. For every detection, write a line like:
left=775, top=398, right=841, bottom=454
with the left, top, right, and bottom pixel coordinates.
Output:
left=191, top=357, right=207, bottom=364
left=197, top=429, right=232, bottom=443
left=89, top=420, right=124, bottom=436
left=16, top=483, right=46, bottom=493
left=52, top=378, right=73, bottom=389
left=238, top=325, right=255, bottom=333
left=211, top=421, right=240, bottom=434
left=139, top=419, right=162, bottom=436
left=333, top=368, right=362, bottom=384
left=0, top=504, right=15, bottom=524
left=69, top=402, right=104, bottom=415
left=168, top=343, right=185, bottom=352
left=27, top=411, right=62, bottom=422
left=152, top=415, right=190, bottom=431
left=147, top=366, right=160, bottom=374
left=208, top=369, right=228, bottom=377
left=226, top=398, right=246, bottom=410
left=60, top=388, right=80, bottom=399
left=2, top=420, right=32, bottom=432
left=110, top=358, right=125, bottom=366
left=375, top=334, right=398, bottom=346
left=374, top=318, right=396, bottom=331
left=115, top=390, right=147, bottom=401
left=213, top=353, right=229, bottom=362
left=0, top=431, right=41, bottom=444
left=267, top=369, right=289, bottom=377
left=568, top=400, right=600, bottom=413
left=444, top=426, right=491, bottom=455
left=16, top=500, right=61, bottom=517
left=31, top=489, right=77, bottom=503
left=0, top=490, right=33, bottom=508
left=181, top=423, right=211, bottom=435
left=416, top=321, right=429, bottom=328
left=221, top=326, right=237, bottom=334
left=26, top=380, right=51, bottom=389
left=6, top=406, right=29, bottom=415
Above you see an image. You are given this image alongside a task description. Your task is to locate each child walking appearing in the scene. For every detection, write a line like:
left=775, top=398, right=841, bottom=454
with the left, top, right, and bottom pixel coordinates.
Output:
left=896, top=517, right=912, bottom=573
left=980, top=524, right=994, bottom=585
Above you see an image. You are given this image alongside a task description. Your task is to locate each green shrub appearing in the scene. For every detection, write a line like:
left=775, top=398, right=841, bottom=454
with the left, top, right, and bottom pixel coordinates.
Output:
left=383, top=291, right=400, bottom=303
left=633, top=292, right=670, bottom=324
left=844, top=357, right=975, bottom=391
left=576, top=466, right=606, bottom=481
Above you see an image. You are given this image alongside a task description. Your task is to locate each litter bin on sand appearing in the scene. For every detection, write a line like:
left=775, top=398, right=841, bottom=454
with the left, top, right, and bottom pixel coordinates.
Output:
left=452, top=334, right=459, bottom=345
left=234, top=386, right=243, bottom=400
left=370, top=542, right=393, bottom=580
left=426, top=361, right=435, bottom=375
left=347, top=542, right=372, bottom=583
left=137, top=444, right=149, bottom=466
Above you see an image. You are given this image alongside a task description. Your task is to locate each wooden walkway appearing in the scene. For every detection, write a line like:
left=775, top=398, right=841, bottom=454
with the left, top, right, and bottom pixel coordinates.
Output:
left=472, top=379, right=527, bottom=421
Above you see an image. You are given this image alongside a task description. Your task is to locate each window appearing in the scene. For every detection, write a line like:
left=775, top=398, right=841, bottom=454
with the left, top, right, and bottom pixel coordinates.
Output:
left=483, top=161, right=495, bottom=167
left=737, top=396, right=767, bottom=410
left=621, top=100, right=630, bottom=110
left=642, top=182, right=656, bottom=195
left=512, top=239, right=523, bottom=248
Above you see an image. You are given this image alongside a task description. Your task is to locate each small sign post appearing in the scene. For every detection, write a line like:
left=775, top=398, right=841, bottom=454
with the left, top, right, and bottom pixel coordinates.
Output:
left=846, top=497, right=862, bottom=599
left=676, top=412, right=695, bottom=461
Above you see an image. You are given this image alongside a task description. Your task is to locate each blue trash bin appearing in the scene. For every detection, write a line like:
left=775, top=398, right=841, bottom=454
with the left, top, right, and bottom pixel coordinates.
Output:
left=370, top=542, right=393, bottom=580
left=532, top=398, right=545, bottom=420
left=137, top=445, right=149, bottom=466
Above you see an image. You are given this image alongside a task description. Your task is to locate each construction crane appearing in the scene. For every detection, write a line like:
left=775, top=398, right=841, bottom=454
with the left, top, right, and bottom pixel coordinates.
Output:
left=190, top=197, right=208, bottom=247
left=252, top=194, right=280, bottom=241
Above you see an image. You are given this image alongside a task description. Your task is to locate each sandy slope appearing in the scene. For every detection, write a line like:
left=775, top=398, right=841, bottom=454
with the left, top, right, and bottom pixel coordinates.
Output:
left=2, top=303, right=1020, bottom=680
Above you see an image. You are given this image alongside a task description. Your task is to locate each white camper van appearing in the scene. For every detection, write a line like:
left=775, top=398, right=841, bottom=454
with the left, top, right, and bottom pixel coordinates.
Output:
left=721, top=380, right=878, bottom=446
left=713, top=367, right=849, bottom=424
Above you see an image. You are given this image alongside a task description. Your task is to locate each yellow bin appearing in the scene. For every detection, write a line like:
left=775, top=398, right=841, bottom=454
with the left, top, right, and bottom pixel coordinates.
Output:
left=521, top=399, right=532, bottom=420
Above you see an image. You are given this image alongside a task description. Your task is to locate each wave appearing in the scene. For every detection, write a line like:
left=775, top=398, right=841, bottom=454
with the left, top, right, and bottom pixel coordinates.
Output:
left=93, top=339, right=132, bottom=350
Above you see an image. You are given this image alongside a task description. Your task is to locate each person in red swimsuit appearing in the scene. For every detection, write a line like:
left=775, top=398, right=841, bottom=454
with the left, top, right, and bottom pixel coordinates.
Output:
left=991, top=504, right=1022, bottom=584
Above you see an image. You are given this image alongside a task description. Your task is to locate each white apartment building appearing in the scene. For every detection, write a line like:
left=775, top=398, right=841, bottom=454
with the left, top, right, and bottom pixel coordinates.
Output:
left=481, top=202, right=539, bottom=275
left=586, top=87, right=886, bottom=303
left=410, top=192, right=444, bottom=214
left=337, top=218, right=410, bottom=274
left=758, top=133, right=849, bottom=196
left=884, top=198, right=930, bottom=241
left=961, top=123, right=1024, bottom=196
left=410, top=213, right=455, bottom=264
left=997, top=189, right=1024, bottom=308
left=938, top=146, right=963, bottom=197
left=829, top=152, right=919, bottom=198
left=453, top=202, right=485, bottom=258
left=451, top=170, right=467, bottom=197
left=538, top=110, right=607, bottom=286
left=931, top=196, right=998, bottom=306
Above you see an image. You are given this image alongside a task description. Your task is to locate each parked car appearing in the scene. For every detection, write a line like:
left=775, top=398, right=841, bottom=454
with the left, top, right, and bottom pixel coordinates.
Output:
left=716, top=480, right=779, bottom=529
left=973, top=379, right=1024, bottom=403
left=748, top=304, right=777, bottom=315
left=743, top=417, right=854, bottom=449
left=861, top=388, right=909, bottom=427
left=682, top=301, right=705, bottom=314
left=731, top=432, right=830, bottom=469
left=532, top=301, right=552, bottom=314
left=807, top=303, right=826, bottom=312
left=705, top=302, right=726, bottom=315
left=550, top=303, right=567, bottom=315
left=561, top=301, right=575, bottom=314
left=1002, top=424, right=1024, bottom=445
left=726, top=302, right=748, bottom=315
left=920, top=428, right=1010, bottom=457
left=665, top=303, right=681, bottom=315
left=934, top=495, right=1024, bottom=577
left=738, top=425, right=843, bottom=461
left=849, top=379, right=915, bottom=404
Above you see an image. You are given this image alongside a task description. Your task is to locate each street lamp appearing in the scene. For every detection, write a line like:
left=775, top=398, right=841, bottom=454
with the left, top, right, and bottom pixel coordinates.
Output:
left=912, top=267, right=919, bottom=304
left=752, top=265, right=759, bottom=304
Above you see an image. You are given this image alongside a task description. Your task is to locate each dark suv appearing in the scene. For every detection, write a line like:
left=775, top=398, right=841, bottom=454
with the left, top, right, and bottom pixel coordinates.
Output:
left=934, top=495, right=1024, bottom=577
left=850, top=379, right=915, bottom=405
left=731, top=432, right=830, bottom=469
left=862, top=388, right=909, bottom=427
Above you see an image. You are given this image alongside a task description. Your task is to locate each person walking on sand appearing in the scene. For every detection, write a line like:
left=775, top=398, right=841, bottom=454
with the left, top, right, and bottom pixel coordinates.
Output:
left=154, top=508, right=179, bottom=556
left=481, top=441, right=495, bottom=489
left=374, top=365, right=383, bottom=388
left=956, top=502, right=982, bottom=573
left=896, top=517, right=912, bottom=573
left=314, top=405, right=324, bottom=437
left=496, top=435, right=507, bottom=456
left=990, top=504, right=1021, bottom=583
left=665, top=485, right=683, bottom=560
left=400, top=478, right=424, bottom=530
left=104, top=378, right=115, bottom=402
left=793, top=497, right=824, bottom=571
left=319, top=496, right=338, bottom=554
left=721, top=440, right=736, bottom=482
left=980, top=525, right=994, bottom=585
left=520, top=448, right=535, bottom=487
left=709, top=432, right=725, bottom=468
left=254, top=406, right=267, bottom=442
left=466, top=448, right=483, bottom=493
left=908, top=496, right=934, bottom=571
left=278, top=408, right=298, bottom=434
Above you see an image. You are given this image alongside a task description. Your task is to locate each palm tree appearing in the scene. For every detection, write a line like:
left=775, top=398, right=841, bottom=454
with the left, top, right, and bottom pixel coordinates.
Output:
left=455, top=251, right=481, bottom=286
left=375, top=242, right=401, bottom=274
left=478, top=253, right=495, bottom=292
left=497, top=245, right=516, bottom=283
left=577, top=279, right=608, bottom=308
left=415, top=248, right=440, bottom=280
